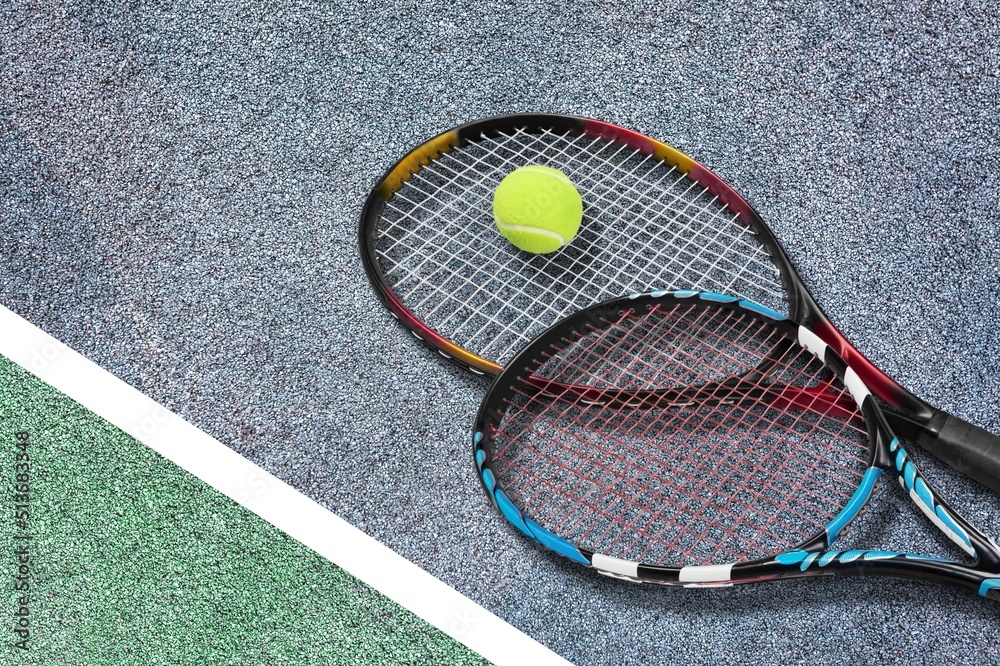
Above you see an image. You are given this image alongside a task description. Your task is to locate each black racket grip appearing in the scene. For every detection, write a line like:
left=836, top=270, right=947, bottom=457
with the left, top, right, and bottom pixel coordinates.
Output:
left=918, top=414, right=1000, bottom=495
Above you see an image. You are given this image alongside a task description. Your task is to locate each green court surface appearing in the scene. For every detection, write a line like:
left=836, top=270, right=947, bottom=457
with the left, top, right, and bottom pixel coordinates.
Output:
left=0, top=355, right=489, bottom=665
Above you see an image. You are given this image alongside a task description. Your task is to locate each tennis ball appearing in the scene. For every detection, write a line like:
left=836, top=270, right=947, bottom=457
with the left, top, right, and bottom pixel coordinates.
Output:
left=492, top=165, right=583, bottom=254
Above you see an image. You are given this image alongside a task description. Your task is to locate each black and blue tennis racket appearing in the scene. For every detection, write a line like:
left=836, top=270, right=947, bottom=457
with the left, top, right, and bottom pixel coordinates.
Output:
left=473, top=291, right=1000, bottom=597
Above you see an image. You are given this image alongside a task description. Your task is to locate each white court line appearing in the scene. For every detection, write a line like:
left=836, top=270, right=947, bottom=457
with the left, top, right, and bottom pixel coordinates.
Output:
left=0, top=304, right=572, bottom=666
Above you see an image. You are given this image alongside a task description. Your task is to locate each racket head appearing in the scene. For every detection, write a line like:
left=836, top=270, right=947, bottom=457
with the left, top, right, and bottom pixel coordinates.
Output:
left=473, top=290, right=892, bottom=583
left=359, top=114, right=805, bottom=376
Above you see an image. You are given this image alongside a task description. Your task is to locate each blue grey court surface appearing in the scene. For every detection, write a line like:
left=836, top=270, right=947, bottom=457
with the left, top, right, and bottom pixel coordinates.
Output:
left=3, top=1, right=1000, bottom=664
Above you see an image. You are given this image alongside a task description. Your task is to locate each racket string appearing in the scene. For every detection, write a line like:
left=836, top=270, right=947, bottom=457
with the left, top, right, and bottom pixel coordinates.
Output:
left=496, top=387, right=852, bottom=564
left=381, top=194, right=573, bottom=347
left=538, top=303, right=868, bottom=447
left=375, top=125, right=786, bottom=363
left=541, top=304, right=866, bottom=435
left=516, top=128, right=786, bottom=288
left=401, top=130, right=698, bottom=321
left=524, top=392, right=820, bottom=559
left=491, top=305, right=870, bottom=566
left=383, top=186, right=638, bottom=357
left=496, top=392, right=814, bottom=562
left=508, top=130, right=780, bottom=284
left=414, top=129, right=782, bottom=290
left=382, top=194, right=739, bottom=360
left=541, top=306, right=752, bottom=392
left=497, top=402, right=858, bottom=566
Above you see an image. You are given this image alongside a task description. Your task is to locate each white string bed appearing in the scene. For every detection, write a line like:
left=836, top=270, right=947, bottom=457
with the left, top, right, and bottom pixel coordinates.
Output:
left=375, top=126, right=785, bottom=365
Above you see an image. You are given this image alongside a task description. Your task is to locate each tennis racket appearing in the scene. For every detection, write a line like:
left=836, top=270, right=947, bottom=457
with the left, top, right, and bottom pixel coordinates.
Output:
left=472, top=290, right=1000, bottom=597
left=358, top=113, right=1000, bottom=492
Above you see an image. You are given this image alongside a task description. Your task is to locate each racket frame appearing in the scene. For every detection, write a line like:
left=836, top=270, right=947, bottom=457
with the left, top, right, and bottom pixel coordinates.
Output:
left=473, top=291, right=1000, bottom=598
left=358, top=114, right=906, bottom=388
left=360, top=113, right=1000, bottom=491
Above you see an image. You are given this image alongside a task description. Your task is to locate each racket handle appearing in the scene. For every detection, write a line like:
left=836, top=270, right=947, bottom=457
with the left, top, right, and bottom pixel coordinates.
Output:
left=918, top=414, right=1000, bottom=494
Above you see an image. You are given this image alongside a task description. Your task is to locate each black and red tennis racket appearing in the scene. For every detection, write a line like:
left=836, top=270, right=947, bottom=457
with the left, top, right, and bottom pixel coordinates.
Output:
left=473, top=291, right=1000, bottom=597
left=358, top=113, right=1000, bottom=491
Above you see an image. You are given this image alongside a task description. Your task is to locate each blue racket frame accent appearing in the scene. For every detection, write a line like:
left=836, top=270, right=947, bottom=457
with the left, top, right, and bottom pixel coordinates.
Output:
left=476, top=432, right=589, bottom=566
left=888, top=437, right=975, bottom=555
left=825, top=467, right=882, bottom=542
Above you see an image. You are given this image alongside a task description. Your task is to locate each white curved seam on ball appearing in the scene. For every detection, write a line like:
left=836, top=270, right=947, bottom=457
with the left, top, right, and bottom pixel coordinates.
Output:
left=494, top=218, right=566, bottom=245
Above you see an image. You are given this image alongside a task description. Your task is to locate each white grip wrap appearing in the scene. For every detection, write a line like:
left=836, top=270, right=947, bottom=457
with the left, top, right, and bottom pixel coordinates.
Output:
left=796, top=326, right=828, bottom=362
left=678, top=563, right=734, bottom=584
left=843, top=366, right=871, bottom=407
left=591, top=553, right=639, bottom=578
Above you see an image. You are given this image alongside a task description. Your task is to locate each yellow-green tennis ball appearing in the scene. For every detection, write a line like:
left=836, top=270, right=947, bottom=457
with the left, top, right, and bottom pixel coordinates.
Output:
left=492, top=165, right=583, bottom=254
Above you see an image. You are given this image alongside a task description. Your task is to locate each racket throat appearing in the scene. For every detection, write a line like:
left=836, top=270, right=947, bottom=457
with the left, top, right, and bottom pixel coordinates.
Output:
left=884, top=408, right=949, bottom=444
